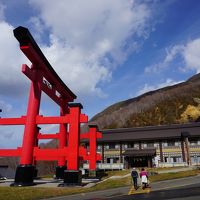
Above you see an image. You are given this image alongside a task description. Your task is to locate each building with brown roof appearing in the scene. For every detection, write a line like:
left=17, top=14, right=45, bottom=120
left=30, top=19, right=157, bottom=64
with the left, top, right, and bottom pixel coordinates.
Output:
left=84, top=122, right=200, bottom=170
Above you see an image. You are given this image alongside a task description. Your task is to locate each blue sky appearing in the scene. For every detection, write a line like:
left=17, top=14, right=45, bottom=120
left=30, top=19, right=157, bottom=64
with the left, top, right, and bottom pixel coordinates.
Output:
left=1, top=0, right=200, bottom=147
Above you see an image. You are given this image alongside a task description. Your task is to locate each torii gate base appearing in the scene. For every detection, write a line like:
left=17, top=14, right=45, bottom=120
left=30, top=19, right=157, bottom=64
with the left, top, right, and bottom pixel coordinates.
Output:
left=11, top=165, right=35, bottom=186
left=58, top=170, right=82, bottom=186
left=56, top=166, right=67, bottom=180
left=12, top=167, right=82, bottom=187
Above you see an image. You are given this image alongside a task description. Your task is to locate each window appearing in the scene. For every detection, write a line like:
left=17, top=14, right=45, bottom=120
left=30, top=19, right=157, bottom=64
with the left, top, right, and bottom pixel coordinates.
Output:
left=133, top=143, right=139, bottom=149
left=163, top=142, right=168, bottom=147
left=113, top=157, right=119, bottom=163
left=106, top=157, right=120, bottom=164
left=167, top=141, right=175, bottom=147
left=147, top=142, right=154, bottom=148
left=128, top=143, right=134, bottom=148
left=190, top=141, right=198, bottom=146
left=164, top=157, right=168, bottom=162
left=107, top=158, right=111, bottom=163
left=154, top=143, right=159, bottom=148
left=191, top=156, right=200, bottom=164
left=108, top=144, right=116, bottom=149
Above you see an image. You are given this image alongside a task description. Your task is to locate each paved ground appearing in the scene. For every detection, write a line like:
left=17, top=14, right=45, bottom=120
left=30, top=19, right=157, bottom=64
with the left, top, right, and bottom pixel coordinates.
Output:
left=0, top=167, right=199, bottom=200
left=114, top=183, right=200, bottom=200
left=2, top=177, right=200, bottom=200
left=0, top=179, right=62, bottom=187
left=151, top=174, right=200, bottom=191
left=43, top=175, right=200, bottom=200
left=0, top=166, right=195, bottom=188
left=0, top=178, right=100, bottom=188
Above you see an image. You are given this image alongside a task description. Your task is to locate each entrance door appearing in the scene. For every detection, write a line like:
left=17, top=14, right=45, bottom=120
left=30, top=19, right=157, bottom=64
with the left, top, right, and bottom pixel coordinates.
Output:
left=128, top=156, right=150, bottom=168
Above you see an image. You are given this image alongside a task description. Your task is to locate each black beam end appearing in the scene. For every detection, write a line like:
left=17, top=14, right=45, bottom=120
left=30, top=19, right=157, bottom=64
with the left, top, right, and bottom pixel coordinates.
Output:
left=68, top=103, right=83, bottom=109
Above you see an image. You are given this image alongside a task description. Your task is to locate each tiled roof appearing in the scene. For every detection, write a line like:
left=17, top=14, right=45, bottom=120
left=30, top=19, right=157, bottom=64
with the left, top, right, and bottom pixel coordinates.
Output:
left=97, top=122, right=200, bottom=142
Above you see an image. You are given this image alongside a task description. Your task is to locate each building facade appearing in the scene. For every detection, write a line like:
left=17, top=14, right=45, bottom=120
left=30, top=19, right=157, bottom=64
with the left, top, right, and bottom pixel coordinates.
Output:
left=85, top=123, right=200, bottom=170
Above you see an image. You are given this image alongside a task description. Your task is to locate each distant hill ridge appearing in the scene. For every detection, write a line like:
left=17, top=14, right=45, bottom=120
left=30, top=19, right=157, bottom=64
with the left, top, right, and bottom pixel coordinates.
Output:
left=89, top=73, right=200, bottom=129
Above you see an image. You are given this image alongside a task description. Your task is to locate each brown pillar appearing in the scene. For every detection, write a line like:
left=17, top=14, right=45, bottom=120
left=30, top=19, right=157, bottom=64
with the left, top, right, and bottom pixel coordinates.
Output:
left=185, top=137, right=191, bottom=165
left=159, top=141, right=164, bottom=162
left=181, top=132, right=191, bottom=165
left=125, top=157, right=129, bottom=169
left=139, top=142, right=142, bottom=150
left=181, top=140, right=186, bottom=162
left=101, top=143, right=104, bottom=163
left=147, top=157, right=151, bottom=168
left=120, top=143, right=123, bottom=163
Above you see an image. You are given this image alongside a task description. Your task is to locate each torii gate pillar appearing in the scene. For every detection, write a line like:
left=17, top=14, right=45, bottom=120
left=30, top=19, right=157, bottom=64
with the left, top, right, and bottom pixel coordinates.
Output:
left=12, top=66, right=42, bottom=186
left=62, top=103, right=82, bottom=186
left=55, top=99, right=68, bottom=179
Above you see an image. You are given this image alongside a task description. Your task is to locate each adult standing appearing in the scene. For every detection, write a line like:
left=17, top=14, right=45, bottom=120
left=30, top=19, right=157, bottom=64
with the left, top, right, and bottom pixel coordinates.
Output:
left=131, top=167, right=138, bottom=190
left=140, top=168, right=148, bottom=189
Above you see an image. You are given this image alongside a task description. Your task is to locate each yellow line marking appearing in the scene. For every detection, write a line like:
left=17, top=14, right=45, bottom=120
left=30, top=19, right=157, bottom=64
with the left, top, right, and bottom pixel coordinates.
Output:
left=128, top=186, right=151, bottom=195
left=128, top=186, right=135, bottom=195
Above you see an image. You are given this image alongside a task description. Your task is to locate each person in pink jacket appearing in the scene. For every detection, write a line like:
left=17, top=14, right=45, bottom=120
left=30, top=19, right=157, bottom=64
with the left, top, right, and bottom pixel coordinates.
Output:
left=139, top=168, right=148, bottom=189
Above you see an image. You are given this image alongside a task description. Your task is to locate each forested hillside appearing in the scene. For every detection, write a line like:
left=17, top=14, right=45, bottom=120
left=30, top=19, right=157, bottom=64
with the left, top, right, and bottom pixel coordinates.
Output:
left=89, top=73, right=200, bottom=129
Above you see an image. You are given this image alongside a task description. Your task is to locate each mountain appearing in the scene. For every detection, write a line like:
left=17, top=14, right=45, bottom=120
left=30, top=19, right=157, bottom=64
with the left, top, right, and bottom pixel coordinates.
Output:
left=89, top=73, right=200, bottom=130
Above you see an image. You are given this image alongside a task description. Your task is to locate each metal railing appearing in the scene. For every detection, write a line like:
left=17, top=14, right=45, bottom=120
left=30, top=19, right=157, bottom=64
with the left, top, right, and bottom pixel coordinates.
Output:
left=83, top=163, right=124, bottom=170
left=158, top=162, right=188, bottom=167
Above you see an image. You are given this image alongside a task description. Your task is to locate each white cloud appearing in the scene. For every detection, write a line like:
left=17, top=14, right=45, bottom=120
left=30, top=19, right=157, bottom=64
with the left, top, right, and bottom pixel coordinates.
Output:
left=0, top=21, right=28, bottom=97
left=145, top=62, right=164, bottom=73
left=0, top=130, right=14, bottom=139
left=0, top=100, right=12, bottom=112
left=0, top=125, right=24, bottom=148
left=137, top=79, right=182, bottom=96
left=41, top=35, right=112, bottom=97
left=28, top=0, right=152, bottom=97
left=164, top=45, right=184, bottom=63
left=0, top=3, right=5, bottom=21
left=38, top=124, right=59, bottom=134
left=183, top=38, right=200, bottom=73
left=145, top=37, right=200, bottom=75
left=0, top=0, right=154, bottom=99
left=145, top=45, right=184, bottom=73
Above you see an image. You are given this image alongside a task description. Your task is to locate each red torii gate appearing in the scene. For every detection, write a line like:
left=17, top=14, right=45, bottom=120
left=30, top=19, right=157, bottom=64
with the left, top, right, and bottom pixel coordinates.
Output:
left=0, top=27, right=101, bottom=186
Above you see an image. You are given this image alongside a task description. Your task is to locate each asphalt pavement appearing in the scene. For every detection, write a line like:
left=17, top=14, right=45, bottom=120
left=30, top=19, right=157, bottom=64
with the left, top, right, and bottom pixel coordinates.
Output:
left=1, top=171, right=200, bottom=200
left=113, top=182, right=200, bottom=200
left=44, top=175, right=200, bottom=200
